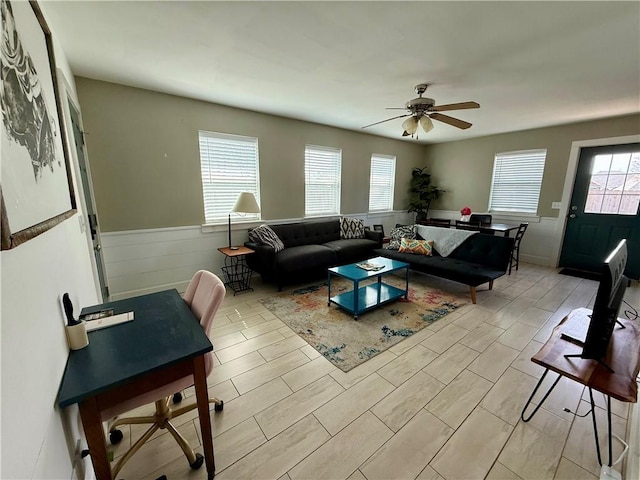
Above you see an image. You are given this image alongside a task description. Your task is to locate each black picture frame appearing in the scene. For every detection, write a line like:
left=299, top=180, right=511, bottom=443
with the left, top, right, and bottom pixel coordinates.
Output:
left=0, top=0, right=76, bottom=250
left=373, top=224, right=385, bottom=235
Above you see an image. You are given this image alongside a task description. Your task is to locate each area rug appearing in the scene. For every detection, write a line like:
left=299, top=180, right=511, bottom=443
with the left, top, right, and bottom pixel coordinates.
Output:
left=258, top=276, right=466, bottom=372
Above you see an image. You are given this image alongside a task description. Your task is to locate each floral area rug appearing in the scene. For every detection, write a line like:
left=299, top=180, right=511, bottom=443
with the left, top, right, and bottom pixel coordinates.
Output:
left=258, top=276, right=466, bottom=372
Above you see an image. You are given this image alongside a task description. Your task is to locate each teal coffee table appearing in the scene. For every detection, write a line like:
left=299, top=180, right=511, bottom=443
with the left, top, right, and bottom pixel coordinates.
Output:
left=327, top=256, right=410, bottom=319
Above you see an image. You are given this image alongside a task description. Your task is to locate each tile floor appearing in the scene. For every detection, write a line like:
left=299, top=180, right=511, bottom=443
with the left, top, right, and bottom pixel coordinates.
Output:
left=111, top=263, right=640, bottom=480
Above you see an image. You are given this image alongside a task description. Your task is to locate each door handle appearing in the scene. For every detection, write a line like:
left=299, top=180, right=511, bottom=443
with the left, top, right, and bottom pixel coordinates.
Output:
left=568, top=214, right=576, bottom=219
left=94, top=244, right=102, bottom=252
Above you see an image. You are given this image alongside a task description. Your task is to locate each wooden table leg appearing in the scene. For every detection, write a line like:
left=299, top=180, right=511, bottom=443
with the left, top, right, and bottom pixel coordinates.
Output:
left=79, top=396, right=112, bottom=480
left=193, top=355, right=215, bottom=479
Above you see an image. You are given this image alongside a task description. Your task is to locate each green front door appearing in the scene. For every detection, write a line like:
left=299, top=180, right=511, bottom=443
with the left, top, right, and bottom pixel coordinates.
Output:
left=559, top=144, right=640, bottom=279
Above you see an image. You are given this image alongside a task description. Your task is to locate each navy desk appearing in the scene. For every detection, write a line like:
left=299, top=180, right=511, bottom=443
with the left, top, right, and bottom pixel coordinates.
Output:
left=57, top=289, right=215, bottom=480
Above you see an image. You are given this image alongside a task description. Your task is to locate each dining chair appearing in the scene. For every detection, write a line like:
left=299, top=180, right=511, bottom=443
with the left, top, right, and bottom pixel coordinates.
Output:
left=104, top=270, right=226, bottom=477
left=469, top=214, right=492, bottom=225
left=455, top=220, right=481, bottom=231
left=425, top=218, right=452, bottom=227
left=509, top=223, right=529, bottom=274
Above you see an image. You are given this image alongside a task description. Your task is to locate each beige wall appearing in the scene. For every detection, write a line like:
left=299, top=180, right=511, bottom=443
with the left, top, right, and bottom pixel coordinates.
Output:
left=75, top=78, right=426, bottom=232
left=424, top=114, right=640, bottom=217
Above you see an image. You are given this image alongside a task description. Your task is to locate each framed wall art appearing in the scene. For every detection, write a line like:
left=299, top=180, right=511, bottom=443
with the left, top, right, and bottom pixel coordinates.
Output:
left=1, top=0, right=76, bottom=250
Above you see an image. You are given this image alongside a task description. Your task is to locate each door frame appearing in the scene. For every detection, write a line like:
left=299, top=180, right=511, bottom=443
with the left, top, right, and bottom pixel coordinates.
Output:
left=56, top=69, right=109, bottom=301
left=551, top=134, right=640, bottom=267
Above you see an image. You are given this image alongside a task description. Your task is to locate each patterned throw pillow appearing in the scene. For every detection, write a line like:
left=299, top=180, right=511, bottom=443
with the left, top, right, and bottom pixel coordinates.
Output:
left=248, top=224, right=285, bottom=252
left=386, top=225, right=415, bottom=250
left=340, top=217, right=365, bottom=239
left=399, top=238, right=434, bottom=256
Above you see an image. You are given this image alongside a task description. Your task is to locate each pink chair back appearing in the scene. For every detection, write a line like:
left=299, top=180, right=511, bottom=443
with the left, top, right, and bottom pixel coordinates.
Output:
left=183, top=270, right=226, bottom=372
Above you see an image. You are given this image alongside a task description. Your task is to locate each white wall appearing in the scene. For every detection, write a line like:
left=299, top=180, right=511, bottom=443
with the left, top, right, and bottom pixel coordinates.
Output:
left=0, top=6, right=99, bottom=479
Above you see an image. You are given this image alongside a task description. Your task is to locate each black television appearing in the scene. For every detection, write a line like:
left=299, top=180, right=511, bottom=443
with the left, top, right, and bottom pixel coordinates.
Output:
left=581, top=239, right=629, bottom=365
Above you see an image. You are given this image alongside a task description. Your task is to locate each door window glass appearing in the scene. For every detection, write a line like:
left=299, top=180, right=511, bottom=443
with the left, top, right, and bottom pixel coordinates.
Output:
left=585, top=151, right=640, bottom=215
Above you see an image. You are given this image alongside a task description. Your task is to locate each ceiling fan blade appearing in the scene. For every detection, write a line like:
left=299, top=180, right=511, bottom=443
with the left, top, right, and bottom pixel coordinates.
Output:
left=385, top=107, right=408, bottom=110
left=361, top=114, right=410, bottom=129
left=431, top=101, right=480, bottom=112
left=430, top=113, right=472, bottom=130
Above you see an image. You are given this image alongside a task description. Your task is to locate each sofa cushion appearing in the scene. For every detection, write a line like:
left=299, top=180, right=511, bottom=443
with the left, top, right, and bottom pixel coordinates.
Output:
left=276, top=245, right=337, bottom=274
left=324, top=238, right=378, bottom=264
left=449, top=233, right=513, bottom=271
left=340, top=217, right=365, bottom=239
left=248, top=224, right=285, bottom=252
left=271, top=220, right=340, bottom=248
left=386, top=225, right=416, bottom=250
left=399, top=238, right=433, bottom=256
left=421, top=256, right=505, bottom=286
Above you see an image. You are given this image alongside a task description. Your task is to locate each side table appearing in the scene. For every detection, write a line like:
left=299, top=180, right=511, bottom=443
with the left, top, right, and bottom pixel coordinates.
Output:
left=218, top=246, right=255, bottom=295
left=520, top=308, right=640, bottom=468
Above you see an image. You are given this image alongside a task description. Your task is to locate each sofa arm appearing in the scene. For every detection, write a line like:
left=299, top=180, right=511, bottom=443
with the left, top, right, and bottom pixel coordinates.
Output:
left=365, top=230, right=384, bottom=247
left=244, top=241, right=277, bottom=276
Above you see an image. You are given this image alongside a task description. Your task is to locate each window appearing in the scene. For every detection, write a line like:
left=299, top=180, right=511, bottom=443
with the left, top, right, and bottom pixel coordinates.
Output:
left=489, top=149, right=546, bottom=214
left=585, top=151, right=640, bottom=215
left=368, top=154, right=396, bottom=212
left=305, top=145, right=342, bottom=216
left=198, top=131, right=260, bottom=224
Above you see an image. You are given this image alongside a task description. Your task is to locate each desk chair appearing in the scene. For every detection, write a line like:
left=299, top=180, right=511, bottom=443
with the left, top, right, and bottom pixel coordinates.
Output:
left=105, top=270, right=226, bottom=477
left=509, top=223, right=529, bottom=274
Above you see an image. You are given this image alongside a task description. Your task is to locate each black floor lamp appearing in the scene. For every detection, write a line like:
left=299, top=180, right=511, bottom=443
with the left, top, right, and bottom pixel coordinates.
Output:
left=228, top=192, right=260, bottom=249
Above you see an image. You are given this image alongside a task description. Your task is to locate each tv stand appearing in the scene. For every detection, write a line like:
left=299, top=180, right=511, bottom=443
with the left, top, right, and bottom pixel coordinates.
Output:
left=521, top=308, right=640, bottom=467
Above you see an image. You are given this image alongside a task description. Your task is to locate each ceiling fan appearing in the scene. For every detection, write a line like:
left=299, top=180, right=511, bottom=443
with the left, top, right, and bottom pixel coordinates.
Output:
left=362, top=84, right=480, bottom=138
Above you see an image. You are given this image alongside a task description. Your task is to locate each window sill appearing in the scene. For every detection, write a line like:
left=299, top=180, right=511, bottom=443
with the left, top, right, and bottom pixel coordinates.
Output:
left=201, top=219, right=263, bottom=234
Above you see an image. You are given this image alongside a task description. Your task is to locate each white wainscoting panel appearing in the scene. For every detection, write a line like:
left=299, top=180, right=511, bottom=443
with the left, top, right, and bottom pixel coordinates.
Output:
left=102, top=211, right=554, bottom=300
left=101, top=226, right=229, bottom=300
left=101, top=213, right=413, bottom=300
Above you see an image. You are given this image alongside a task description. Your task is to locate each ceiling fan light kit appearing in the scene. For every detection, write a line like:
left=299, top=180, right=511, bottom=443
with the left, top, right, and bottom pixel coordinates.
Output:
left=362, top=83, right=479, bottom=139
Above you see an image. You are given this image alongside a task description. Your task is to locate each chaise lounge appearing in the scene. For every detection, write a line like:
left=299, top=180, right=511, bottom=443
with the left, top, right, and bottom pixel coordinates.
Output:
left=375, top=225, right=514, bottom=303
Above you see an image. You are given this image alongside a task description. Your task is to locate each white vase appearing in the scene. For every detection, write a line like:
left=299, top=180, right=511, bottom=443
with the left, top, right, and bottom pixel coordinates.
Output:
left=460, top=215, right=471, bottom=222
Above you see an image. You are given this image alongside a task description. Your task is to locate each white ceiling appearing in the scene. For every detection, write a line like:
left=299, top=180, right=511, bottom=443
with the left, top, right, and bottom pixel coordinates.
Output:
left=42, top=1, right=640, bottom=144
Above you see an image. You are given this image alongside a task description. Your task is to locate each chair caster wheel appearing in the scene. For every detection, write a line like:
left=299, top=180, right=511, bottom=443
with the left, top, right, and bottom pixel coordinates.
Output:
left=173, top=392, right=183, bottom=403
left=190, top=453, right=204, bottom=470
left=109, top=429, right=123, bottom=445
left=214, top=400, right=224, bottom=412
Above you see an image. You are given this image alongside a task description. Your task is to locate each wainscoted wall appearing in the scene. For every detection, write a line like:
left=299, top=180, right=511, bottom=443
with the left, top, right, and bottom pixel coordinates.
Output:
left=102, top=211, right=560, bottom=300
left=102, top=212, right=413, bottom=300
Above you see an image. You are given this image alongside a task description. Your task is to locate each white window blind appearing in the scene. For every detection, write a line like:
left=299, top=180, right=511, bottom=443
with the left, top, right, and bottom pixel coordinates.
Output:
left=489, top=149, right=547, bottom=214
left=198, top=131, right=260, bottom=224
left=369, top=154, right=396, bottom=211
left=305, top=145, right=342, bottom=216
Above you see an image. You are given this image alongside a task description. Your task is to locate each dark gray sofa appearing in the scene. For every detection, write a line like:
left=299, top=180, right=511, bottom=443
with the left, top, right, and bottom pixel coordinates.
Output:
left=375, top=233, right=514, bottom=304
left=245, top=219, right=382, bottom=290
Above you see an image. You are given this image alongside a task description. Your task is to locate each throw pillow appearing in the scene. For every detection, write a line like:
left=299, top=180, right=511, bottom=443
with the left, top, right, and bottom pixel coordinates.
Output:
left=399, top=237, right=434, bottom=256
left=248, top=224, right=285, bottom=252
left=340, top=217, right=365, bottom=239
left=386, top=225, right=416, bottom=250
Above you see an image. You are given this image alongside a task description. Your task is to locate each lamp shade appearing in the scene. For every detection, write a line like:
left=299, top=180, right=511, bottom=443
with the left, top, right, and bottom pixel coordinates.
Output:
left=420, top=115, right=434, bottom=133
left=232, top=192, right=261, bottom=214
left=401, top=116, right=419, bottom=135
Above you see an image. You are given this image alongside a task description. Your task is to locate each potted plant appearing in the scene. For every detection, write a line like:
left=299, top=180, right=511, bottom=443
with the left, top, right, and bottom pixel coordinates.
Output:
left=406, top=167, right=444, bottom=222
